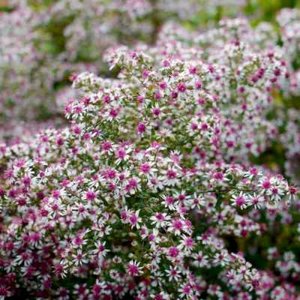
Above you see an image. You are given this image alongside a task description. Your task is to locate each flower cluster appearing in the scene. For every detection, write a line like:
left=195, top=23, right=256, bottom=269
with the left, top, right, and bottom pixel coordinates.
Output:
left=104, top=20, right=289, bottom=163
left=1, top=19, right=299, bottom=298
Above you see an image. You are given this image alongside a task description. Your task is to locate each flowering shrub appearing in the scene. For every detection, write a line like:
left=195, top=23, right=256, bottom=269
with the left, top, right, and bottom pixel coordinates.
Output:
left=1, top=20, right=299, bottom=298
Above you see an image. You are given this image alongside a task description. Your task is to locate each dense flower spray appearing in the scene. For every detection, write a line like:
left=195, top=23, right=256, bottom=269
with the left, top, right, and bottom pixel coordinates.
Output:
left=3, top=0, right=297, bottom=144
left=1, top=16, right=299, bottom=299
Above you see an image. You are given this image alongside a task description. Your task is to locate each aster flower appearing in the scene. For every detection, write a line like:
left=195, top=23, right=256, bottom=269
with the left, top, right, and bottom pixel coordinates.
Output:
left=127, top=260, right=142, bottom=277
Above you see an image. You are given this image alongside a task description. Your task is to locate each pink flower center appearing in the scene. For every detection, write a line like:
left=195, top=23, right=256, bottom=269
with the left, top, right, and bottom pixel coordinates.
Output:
left=168, top=246, right=179, bottom=257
